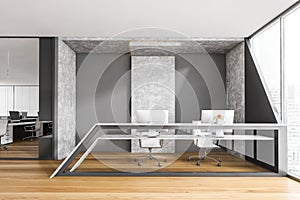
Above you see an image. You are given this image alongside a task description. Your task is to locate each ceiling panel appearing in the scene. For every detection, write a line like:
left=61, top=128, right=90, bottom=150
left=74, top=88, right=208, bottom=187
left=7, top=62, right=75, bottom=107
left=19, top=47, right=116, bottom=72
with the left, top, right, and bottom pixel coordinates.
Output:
left=0, top=0, right=297, bottom=37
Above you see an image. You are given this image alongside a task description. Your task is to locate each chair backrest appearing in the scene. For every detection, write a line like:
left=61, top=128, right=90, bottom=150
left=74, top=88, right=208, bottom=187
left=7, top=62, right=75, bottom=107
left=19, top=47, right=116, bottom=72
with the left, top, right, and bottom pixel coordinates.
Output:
left=192, top=120, right=214, bottom=147
left=136, top=110, right=168, bottom=148
left=201, top=110, right=235, bottom=133
left=0, top=119, right=8, bottom=137
left=24, top=125, right=34, bottom=132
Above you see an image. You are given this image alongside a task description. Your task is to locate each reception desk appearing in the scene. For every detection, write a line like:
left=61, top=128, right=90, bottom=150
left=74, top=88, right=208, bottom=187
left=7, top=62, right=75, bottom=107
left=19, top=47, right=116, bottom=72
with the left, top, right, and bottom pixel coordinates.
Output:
left=51, top=123, right=287, bottom=178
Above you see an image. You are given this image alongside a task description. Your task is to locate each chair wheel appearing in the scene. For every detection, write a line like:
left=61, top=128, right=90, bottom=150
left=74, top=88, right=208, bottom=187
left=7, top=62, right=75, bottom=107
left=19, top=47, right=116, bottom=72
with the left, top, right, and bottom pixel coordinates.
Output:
left=3, top=146, right=8, bottom=150
left=138, top=162, right=142, bottom=166
left=158, top=163, right=162, bottom=167
left=196, top=161, right=200, bottom=166
left=217, top=162, right=222, bottom=167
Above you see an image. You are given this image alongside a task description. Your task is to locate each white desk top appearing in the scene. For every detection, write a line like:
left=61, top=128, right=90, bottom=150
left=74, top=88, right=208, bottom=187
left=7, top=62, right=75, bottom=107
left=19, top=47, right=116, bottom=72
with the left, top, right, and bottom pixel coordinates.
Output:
left=93, top=123, right=286, bottom=130
left=8, top=120, right=52, bottom=126
left=98, top=134, right=273, bottom=141
left=8, top=121, right=36, bottom=126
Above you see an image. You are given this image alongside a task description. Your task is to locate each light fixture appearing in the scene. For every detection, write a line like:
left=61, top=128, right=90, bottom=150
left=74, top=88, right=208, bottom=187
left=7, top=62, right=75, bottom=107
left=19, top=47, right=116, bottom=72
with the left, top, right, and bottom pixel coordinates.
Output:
left=129, top=41, right=181, bottom=47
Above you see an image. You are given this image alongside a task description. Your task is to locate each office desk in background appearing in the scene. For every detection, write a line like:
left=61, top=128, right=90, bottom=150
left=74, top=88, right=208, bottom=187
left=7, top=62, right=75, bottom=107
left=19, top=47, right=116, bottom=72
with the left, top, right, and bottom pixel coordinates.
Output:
left=1, top=121, right=52, bottom=145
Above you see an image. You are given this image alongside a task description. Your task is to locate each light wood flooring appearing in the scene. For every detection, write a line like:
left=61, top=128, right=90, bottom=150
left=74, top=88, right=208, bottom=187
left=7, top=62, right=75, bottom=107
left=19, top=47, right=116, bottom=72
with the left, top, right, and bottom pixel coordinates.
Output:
left=0, top=159, right=299, bottom=200
left=0, top=139, right=38, bottom=158
left=72, top=151, right=270, bottom=173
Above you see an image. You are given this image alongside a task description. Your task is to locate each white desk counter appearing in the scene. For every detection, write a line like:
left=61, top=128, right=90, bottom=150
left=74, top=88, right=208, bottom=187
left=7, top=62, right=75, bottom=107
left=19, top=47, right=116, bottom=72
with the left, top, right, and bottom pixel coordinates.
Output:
left=51, top=123, right=287, bottom=178
left=1, top=121, right=52, bottom=145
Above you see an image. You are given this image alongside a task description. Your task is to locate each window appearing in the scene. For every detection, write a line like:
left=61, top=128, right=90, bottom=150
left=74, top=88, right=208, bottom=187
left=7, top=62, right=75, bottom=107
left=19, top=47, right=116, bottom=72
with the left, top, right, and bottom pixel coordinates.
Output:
left=251, top=21, right=281, bottom=119
left=284, top=6, right=300, bottom=178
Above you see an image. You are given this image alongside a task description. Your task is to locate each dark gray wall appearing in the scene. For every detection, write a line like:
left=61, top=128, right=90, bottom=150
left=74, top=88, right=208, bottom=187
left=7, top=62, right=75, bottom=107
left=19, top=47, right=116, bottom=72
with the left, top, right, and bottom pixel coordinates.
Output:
left=245, top=45, right=276, bottom=123
left=39, top=38, right=56, bottom=121
left=39, top=38, right=56, bottom=160
left=175, top=54, right=226, bottom=123
left=76, top=53, right=226, bottom=152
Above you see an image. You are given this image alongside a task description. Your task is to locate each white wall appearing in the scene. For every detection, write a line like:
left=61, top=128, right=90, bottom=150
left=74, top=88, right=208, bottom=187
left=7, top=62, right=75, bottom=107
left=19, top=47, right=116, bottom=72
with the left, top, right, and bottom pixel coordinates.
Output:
left=14, top=86, right=39, bottom=116
left=0, top=86, right=13, bottom=116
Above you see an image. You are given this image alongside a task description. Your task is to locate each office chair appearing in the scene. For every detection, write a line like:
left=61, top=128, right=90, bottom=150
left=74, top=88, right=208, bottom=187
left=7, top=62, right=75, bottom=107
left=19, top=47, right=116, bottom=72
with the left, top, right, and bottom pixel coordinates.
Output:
left=23, top=125, right=39, bottom=141
left=47, top=122, right=53, bottom=135
left=0, top=119, right=9, bottom=150
left=134, top=110, right=168, bottom=167
left=188, top=110, right=234, bottom=166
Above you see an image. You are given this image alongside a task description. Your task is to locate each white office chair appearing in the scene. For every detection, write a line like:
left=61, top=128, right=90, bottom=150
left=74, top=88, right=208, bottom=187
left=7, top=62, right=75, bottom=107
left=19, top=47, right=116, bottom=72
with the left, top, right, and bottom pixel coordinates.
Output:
left=0, top=119, right=9, bottom=150
left=134, top=110, right=168, bottom=167
left=188, top=110, right=234, bottom=166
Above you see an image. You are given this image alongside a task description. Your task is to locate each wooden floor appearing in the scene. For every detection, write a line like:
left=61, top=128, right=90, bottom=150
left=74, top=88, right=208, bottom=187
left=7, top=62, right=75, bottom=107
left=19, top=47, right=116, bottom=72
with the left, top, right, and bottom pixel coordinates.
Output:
left=72, top=151, right=270, bottom=173
left=0, top=160, right=299, bottom=200
left=0, top=139, right=38, bottom=158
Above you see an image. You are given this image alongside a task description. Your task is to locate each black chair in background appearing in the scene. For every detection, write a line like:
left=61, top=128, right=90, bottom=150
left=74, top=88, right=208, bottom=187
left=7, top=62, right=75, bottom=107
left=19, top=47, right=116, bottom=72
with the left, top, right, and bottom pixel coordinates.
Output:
left=23, top=125, right=39, bottom=141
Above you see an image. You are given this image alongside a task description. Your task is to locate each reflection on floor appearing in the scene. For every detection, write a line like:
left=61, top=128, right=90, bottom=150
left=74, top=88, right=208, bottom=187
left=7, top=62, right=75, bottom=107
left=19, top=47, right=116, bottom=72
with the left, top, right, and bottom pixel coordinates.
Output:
left=70, top=151, right=271, bottom=173
left=0, top=139, right=39, bottom=158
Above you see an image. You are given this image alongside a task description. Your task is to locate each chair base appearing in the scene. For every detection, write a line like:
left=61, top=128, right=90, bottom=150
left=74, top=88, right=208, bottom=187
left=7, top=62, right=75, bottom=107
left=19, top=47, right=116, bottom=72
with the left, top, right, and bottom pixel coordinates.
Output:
left=0, top=145, right=8, bottom=151
left=23, top=136, right=38, bottom=141
left=188, top=154, right=222, bottom=167
left=134, top=154, right=167, bottom=167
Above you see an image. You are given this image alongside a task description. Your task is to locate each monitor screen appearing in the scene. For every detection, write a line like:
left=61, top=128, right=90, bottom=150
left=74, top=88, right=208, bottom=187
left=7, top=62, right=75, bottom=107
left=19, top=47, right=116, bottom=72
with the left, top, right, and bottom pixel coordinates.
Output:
left=135, top=110, right=168, bottom=123
left=9, top=111, right=20, bottom=120
left=21, top=112, right=28, bottom=119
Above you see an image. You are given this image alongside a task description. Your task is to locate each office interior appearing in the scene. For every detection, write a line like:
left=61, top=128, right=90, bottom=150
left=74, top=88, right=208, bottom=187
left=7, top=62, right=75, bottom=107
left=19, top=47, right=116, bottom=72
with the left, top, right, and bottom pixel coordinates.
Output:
left=0, top=35, right=286, bottom=174
left=0, top=35, right=288, bottom=176
left=0, top=38, right=52, bottom=159
left=62, top=37, right=277, bottom=175
left=0, top=2, right=299, bottom=182
left=16, top=36, right=280, bottom=177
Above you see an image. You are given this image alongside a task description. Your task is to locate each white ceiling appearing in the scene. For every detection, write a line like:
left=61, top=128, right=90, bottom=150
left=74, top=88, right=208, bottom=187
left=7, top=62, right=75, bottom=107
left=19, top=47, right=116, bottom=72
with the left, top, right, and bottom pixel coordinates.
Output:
left=0, top=0, right=298, bottom=38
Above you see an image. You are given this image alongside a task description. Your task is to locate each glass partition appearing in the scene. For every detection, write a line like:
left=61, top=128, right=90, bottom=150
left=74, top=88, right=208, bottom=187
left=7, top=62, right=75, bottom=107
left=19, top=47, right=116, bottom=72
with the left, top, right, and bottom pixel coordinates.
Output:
left=250, top=3, right=300, bottom=180
left=0, top=38, right=41, bottom=159
left=284, top=6, right=300, bottom=179
left=250, top=21, right=281, bottom=119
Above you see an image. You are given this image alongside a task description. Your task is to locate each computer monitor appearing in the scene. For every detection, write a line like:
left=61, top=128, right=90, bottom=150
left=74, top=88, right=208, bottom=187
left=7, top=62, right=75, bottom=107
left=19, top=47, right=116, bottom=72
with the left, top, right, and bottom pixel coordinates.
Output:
left=136, top=110, right=168, bottom=124
left=21, top=112, right=28, bottom=119
left=9, top=111, right=20, bottom=120
left=201, top=110, right=234, bottom=134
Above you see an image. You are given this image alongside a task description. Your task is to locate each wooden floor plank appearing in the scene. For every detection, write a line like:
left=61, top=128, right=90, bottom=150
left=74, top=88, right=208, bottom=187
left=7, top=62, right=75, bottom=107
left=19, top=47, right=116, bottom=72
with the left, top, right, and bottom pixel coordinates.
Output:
left=0, top=160, right=299, bottom=200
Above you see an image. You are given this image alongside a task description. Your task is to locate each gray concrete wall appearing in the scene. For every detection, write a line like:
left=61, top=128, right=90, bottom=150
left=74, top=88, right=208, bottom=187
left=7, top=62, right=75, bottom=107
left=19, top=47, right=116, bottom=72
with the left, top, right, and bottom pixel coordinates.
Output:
left=131, top=56, right=175, bottom=153
left=225, top=42, right=245, bottom=154
left=54, top=39, right=76, bottom=160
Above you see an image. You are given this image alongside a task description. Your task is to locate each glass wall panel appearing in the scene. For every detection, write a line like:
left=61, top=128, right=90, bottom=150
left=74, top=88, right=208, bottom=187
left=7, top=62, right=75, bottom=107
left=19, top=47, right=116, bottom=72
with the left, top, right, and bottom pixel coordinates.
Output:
left=284, top=6, right=300, bottom=178
left=251, top=21, right=281, bottom=119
